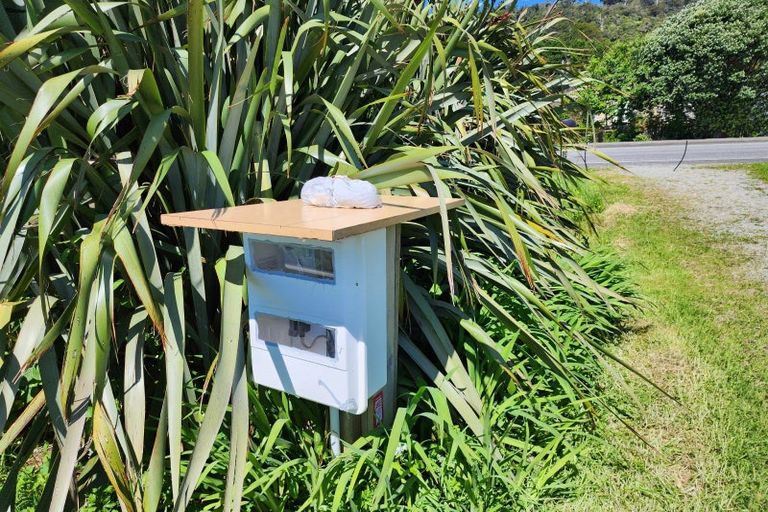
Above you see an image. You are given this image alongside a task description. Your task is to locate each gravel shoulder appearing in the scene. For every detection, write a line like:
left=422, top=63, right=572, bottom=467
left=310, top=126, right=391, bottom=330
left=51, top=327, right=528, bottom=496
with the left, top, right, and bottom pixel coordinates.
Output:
left=608, top=163, right=768, bottom=282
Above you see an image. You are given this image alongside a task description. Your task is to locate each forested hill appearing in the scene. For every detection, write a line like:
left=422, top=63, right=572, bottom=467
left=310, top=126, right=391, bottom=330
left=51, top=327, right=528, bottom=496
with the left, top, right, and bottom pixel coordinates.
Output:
left=521, top=0, right=698, bottom=44
left=541, top=0, right=768, bottom=141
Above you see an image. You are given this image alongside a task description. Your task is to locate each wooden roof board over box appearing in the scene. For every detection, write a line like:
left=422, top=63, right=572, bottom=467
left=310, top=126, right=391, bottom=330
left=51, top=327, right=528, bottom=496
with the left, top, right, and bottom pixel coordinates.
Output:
left=160, top=196, right=464, bottom=241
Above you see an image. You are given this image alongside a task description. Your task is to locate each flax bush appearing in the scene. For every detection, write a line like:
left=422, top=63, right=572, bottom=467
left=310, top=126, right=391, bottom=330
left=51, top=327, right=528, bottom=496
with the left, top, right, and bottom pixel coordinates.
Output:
left=0, top=1, right=636, bottom=509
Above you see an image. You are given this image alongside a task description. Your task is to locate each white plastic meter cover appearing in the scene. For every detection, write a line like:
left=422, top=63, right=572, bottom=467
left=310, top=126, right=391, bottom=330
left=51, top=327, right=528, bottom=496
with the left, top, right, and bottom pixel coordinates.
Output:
left=249, top=239, right=334, bottom=282
left=256, top=313, right=336, bottom=359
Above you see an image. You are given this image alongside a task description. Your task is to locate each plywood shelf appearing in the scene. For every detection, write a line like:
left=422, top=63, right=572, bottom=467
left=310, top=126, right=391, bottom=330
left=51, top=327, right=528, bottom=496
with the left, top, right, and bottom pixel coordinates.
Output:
left=160, top=195, right=463, bottom=241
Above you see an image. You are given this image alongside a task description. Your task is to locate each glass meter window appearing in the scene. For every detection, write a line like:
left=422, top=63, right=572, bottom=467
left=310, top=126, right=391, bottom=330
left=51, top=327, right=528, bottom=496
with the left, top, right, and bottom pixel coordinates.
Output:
left=249, top=240, right=335, bottom=282
left=255, top=313, right=336, bottom=359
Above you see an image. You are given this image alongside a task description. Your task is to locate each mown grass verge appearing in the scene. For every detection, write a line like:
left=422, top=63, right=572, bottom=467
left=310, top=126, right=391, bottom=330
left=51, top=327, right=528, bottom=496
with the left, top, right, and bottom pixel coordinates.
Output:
left=715, top=162, right=768, bottom=183
left=744, top=163, right=768, bottom=183
left=549, top=172, right=768, bottom=511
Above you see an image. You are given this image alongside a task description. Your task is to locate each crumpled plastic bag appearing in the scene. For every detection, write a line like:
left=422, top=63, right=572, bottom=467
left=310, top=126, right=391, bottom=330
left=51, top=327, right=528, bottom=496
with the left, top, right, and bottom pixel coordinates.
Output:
left=300, top=176, right=382, bottom=209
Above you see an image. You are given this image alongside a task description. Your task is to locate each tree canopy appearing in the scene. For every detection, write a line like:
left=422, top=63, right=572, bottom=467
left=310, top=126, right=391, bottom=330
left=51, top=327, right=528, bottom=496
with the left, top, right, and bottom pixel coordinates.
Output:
left=577, top=0, right=768, bottom=139
left=637, top=0, right=768, bottom=138
left=580, top=39, right=646, bottom=139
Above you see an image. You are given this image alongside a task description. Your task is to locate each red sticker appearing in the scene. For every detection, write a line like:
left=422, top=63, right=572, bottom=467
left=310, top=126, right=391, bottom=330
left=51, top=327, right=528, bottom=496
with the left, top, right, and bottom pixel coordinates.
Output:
left=372, top=391, right=384, bottom=427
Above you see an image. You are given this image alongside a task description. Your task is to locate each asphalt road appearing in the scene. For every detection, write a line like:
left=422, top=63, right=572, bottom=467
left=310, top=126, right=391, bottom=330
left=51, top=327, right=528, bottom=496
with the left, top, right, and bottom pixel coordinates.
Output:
left=568, top=137, right=768, bottom=168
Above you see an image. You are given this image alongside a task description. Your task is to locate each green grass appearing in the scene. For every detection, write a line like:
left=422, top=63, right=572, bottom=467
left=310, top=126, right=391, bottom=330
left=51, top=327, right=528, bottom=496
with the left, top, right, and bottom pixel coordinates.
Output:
left=549, top=172, right=768, bottom=511
left=744, top=163, right=768, bottom=183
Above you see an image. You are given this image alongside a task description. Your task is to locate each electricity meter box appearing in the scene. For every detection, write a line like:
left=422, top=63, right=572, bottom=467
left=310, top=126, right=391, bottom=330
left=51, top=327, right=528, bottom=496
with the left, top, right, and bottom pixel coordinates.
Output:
left=244, top=230, right=391, bottom=413
left=161, top=196, right=463, bottom=415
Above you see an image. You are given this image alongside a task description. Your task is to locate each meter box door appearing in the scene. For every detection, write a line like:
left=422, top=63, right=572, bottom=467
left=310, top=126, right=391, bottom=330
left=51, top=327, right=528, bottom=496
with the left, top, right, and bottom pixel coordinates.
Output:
left=243, top=229, right=390, bottom=414
left=160, top=196, right=464, bottom=417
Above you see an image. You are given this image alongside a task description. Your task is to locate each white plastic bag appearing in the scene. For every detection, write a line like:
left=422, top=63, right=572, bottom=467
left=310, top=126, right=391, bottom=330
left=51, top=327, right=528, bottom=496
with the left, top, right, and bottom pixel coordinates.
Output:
left=300, top=176, right=382, bottom=209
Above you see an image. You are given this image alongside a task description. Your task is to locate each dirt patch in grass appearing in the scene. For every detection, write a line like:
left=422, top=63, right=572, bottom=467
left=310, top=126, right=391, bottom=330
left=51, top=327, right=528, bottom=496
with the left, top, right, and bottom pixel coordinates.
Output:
left=601, top=202, right=638, bottom=222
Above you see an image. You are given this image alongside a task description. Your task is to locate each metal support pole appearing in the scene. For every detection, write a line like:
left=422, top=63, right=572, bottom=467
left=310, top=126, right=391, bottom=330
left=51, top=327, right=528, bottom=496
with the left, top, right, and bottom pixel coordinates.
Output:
left=329, top=406, right=341, bottom=456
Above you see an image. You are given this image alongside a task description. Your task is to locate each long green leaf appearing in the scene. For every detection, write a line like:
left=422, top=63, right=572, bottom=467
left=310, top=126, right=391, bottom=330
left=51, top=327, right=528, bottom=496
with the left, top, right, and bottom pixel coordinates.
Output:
left=38, top=158, right=77, bottom=274
left=0, top=29, right=61, bottom=68
left=188, top=0, right=206, bottom=148
left=174, top=246, right=244, bottom=511
left=163, top=272, right=186, bottom=502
